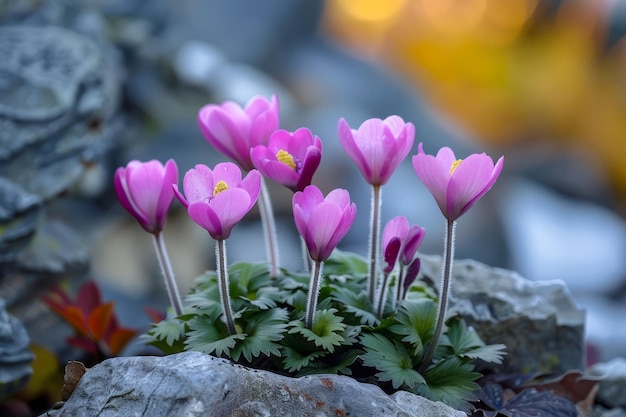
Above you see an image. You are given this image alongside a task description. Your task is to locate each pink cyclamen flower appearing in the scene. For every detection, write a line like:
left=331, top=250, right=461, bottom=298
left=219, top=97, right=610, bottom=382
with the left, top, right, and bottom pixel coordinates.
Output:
left=198, top=95, right=279, bottom=171
left=114, top=159, right=178, bottom=234
left=292, top=185, right=357, bottom=262
left=338, top=115, right=415, bottom=185
left=250, top=127, right=322, bottom=192
left=382, top=216, right=426, bottom=272
left=174, top=162, right=261, bottom=240
left=412, top=143, right=504, bottom=221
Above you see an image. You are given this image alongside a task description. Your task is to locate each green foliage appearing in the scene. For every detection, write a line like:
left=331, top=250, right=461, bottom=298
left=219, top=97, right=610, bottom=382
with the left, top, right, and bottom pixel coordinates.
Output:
left=145, top=249, right=507, bottom=411
left=360, top=333, right=426, bottom=389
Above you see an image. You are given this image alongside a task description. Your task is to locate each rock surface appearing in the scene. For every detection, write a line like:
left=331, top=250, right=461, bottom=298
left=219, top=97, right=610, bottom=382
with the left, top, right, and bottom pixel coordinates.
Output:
left=0, top=296, right=33, bottom=400
left=419, top=255, right=586, bottom=375
left=44, top=351, right=464, bottom=417
left=590, top=358, right=626, bottom=409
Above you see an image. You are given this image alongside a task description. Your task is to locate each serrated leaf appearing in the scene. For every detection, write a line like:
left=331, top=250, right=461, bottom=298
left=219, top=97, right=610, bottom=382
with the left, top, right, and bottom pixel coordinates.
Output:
left=446, top=319, right=506, bottom=364
left=330, top=286, right=379, bottom=326
left=415, top=356, right=481, bottom=412
left=499, top=388, right=577, bottom=417
left=360, top=333, right=426, bottom=389
left=147, top=318, right=186, bottom=346
left=230, top=308, right=289, bottom=362
left=288, top=309, right=346, bottom=352
left=323, top=249, right=368, bottom=277
left=300, top=348, right=362, bottom=376
left=184, top=315, right=245, bottom=357
left=389, top=299, right=437, bottom=355
left=281, top=347, right=327, bottom=372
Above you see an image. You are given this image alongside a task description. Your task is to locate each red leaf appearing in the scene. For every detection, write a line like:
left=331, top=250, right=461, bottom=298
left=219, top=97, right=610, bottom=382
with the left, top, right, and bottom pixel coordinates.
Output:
left=77, top=281, right=102, bottom=316
left=56, top=305, right=89, bottom=335
left=67, top=336, right=99, bottom=357
left=107, top=328, right=138, bottom=356
left=87, top=302, right=114, bottom=340
left=144, top=306, right=166, bottom=323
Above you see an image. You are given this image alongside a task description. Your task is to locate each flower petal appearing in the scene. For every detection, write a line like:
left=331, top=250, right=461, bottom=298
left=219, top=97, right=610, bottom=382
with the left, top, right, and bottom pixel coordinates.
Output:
left=182, top=164, right=215, bottom=205
left=188, top=202, right=223, bottom=240
left=401, top=226, right=425, bottom=265
left=446, top=153, right=497, bottom=219
left=412, top=152, right=450, bottom=216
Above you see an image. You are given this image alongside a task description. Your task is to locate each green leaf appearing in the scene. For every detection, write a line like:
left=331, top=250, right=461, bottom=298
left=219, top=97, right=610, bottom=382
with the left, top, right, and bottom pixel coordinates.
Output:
left=148, top=318, right=187, bottom=346
left=330, top=286, right=379, bottom=326
left=360, top=333, right=426, bottom=389
left=323, top=249, right=368, bottom=277
left=416, top=356, right=481, bottom=412
left=281, top=346, right=327, bottom=373
left=142, top=317, right=189, bottom=354
left=184, top=315, right=245, bottom=357
left=230, top=308, right=289, bottom=362
left=446, top=319, right=506, bottom=364
left=389, top=299, right=437, bottom=355
left=300, top=348, right=362, bottom=376
left=288, top=309, right=346, bottom=352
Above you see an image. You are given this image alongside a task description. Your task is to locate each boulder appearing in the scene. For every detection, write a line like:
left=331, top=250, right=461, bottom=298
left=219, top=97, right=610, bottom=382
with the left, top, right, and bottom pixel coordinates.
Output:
left=45, top=351, right=464, bottom=417
left=590, top=357, right=626, bottom=409
left=419, top=255, right=586, bottom=374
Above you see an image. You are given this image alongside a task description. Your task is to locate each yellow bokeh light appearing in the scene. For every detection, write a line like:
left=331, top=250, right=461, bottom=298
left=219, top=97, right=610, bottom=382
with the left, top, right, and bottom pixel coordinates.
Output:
left=336, top=0, right=407, bottom=22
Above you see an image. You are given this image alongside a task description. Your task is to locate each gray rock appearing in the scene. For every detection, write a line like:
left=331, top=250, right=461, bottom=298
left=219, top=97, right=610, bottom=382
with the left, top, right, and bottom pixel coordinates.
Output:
left=0, top=296, right=33, bottom=400
left=0, top=178, right=41, bottom=264
left=0, top=25, right=121, bottom=200
left=590, top=358, right=626, bottom=408
left=47, top=351, right=464, bottom=417
left=418, top=255, right=586, bottom=374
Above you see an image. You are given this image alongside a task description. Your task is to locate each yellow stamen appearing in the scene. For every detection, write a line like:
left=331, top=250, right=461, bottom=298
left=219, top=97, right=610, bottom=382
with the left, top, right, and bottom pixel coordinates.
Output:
left=213, top=180, right=228, bottom=196
left=276, top=149, right=297, bottom=170
left=449, top=159, right=463, bottom=175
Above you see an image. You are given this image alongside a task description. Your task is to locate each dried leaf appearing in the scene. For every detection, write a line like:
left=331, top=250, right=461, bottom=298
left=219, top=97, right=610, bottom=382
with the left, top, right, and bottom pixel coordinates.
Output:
left=61, top=361, right=88, bottom=401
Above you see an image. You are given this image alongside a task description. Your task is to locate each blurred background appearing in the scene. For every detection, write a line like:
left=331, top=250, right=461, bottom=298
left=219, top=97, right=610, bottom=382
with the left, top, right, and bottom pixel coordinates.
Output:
left=1, top=0, right=625, bottom=384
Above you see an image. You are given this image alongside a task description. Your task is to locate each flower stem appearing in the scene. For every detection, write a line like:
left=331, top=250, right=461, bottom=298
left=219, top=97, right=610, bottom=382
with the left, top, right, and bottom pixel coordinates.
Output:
left=368, top=184, right=382, bottom=304
left=420, top=219, right=456, bottom=371
left=152, top=233, right=183, bottom=316
left=300, top=235, right=311, bottom=273
left=376, top=272, right=391, bottom=317
left=258, top=177, right=280, bottom=277
left=305, top=259, right=324, bottom=329
left=216, top=239, right=237, bottom=335
left=395, top=264, right=406, bottom=304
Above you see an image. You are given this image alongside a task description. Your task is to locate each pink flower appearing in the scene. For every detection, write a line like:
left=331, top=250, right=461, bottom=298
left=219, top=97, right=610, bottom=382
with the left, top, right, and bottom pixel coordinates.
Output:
left=382, top=216, right=426, bottom=272
left=114, top=159, right=178, bottom=234
left=197, top=95, right=279, bottom=171
left=174, top=162, right=261, bottom=240
left=412, top=143, right=504, bottom=221
left=292, top=185, right=357, bottom=262
left=338, top=116, right=415, bottom=185
left=250, top=127, right=322, bottom=192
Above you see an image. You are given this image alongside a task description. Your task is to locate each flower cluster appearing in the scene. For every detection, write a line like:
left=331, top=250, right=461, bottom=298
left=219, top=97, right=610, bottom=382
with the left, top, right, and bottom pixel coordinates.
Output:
left=113, top=94, right=505, bottom=410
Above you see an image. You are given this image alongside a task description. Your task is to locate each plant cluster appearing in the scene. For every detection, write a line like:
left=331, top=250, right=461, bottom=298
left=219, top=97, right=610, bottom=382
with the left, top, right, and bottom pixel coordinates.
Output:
left=113, top=94, right=507, bottom=411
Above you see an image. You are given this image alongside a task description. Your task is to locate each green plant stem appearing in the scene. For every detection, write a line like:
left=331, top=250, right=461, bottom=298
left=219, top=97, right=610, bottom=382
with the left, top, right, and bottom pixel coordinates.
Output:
left=305, top=259, right=324, bottom=329
left=300, top=235, right=311, bottom=273
left=376, top=272, right=391, bottom=317
left=420, top=219, right=456, bottom=371
left=368, top=184, right=382, bottom=304
left=152, top=232, right=183, bottom=316
left=258, top=177, right=280, bottom=278
left=216, top=239, right=237, bottom=335
left=395, top=264, right=406, bottom=304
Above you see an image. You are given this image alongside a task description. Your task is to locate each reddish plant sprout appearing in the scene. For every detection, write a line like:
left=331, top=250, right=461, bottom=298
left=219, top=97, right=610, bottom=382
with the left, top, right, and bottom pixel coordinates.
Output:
left=41, top=281, right=137, bottom=360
